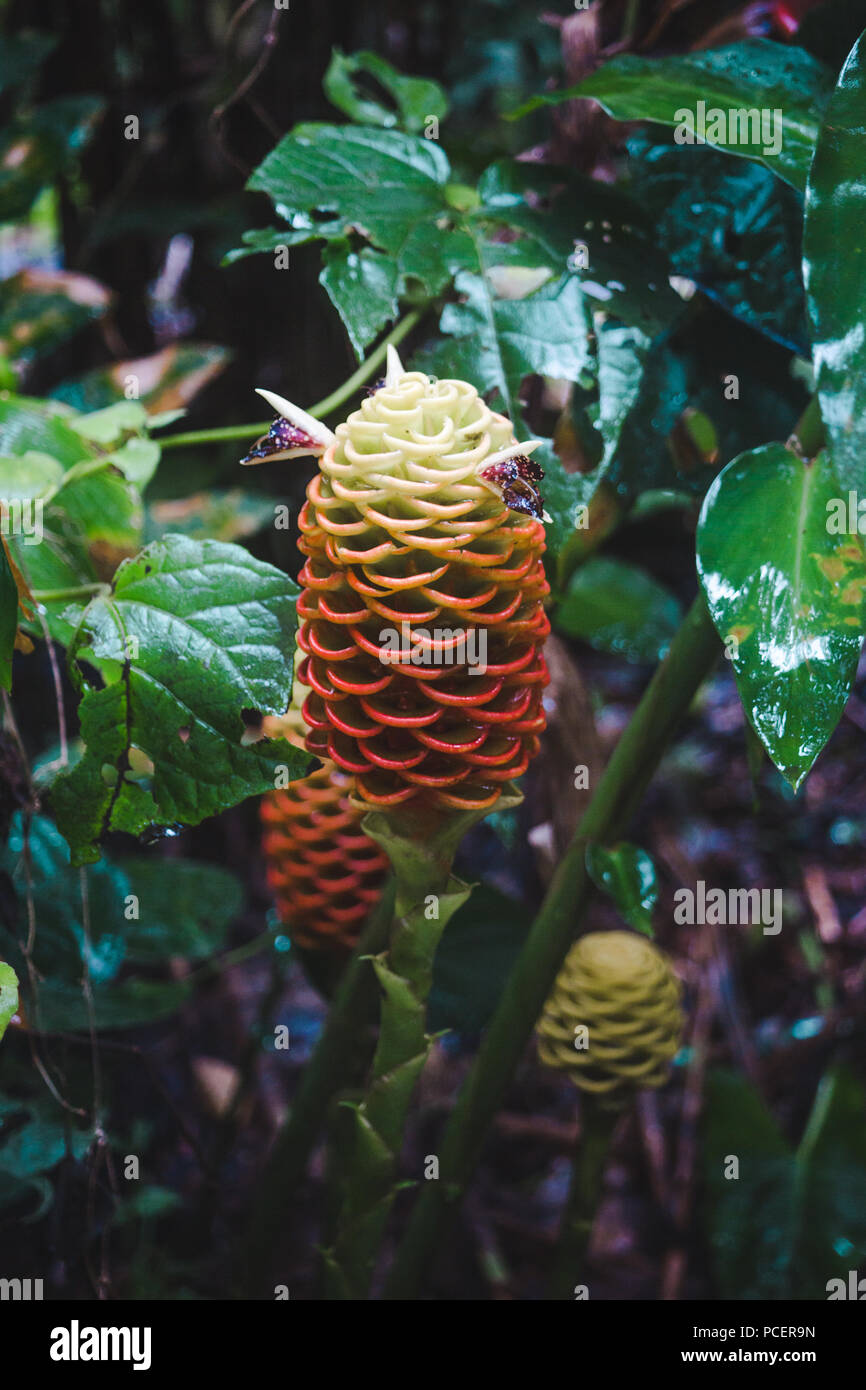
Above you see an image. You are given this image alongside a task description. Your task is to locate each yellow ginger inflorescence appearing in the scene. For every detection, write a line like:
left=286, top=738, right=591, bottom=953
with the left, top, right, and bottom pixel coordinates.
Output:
left=537, top=931, right=683, bottom=1109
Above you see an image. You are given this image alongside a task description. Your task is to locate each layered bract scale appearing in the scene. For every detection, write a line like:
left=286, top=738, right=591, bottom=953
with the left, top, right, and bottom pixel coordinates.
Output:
left=297, top=372, right=551, bottom=808
left=259, top=673, right=387, bottom=952
left=537, top=932, right=683, bottom=1109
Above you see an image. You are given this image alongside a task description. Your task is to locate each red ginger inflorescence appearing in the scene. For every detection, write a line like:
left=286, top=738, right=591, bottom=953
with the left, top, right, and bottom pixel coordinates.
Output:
left=258, top=683, right=387, bottom=952
left=281, top=360, right=551, bottom=810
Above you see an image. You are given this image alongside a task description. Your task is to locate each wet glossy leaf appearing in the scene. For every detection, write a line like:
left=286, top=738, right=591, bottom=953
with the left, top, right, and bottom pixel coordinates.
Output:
left=320, top=241, right=400, bottom=358
left=697, top=445, right=866, bottom=789
left=50, top=535, right=310, bottom=864
left=324, top=49, right=448, bottom=133
left=627, top=137, right=808, bottom=351
left=0, top=961, right=18, bottom=1042
left=585, top=842, right=658, bottom=936
left=476, top=159, right=683, bottom=336
left=804, top=29, right=866, bottom=493
left=515, top=42, right=833, bottom=190
left=556, top=555, right=682, bottom=663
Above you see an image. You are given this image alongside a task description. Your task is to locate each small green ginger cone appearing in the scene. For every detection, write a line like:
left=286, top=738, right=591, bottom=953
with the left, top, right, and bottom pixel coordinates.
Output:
left=537, top=931, right=683, bottom=1110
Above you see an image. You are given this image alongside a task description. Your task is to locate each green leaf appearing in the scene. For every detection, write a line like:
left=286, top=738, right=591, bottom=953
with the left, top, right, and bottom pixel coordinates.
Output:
left=0, top=268, right=111, bottom=366
left=0, top=1115, right=89, bottom=1178
left=244, top=123, right=467, bottom=299
left=50, top=535, right=310, bottom=864
left=0, top=962, right=18, bottom=1042
left=697, top=445, right=866, bottom=790
left=69, top=401, right=148, bottom=444
left=0, top=541, right=17, bottom=693
left=804, top=29, right=866, bottom=493
left=423, top=270, right=595, bottom=553
left=324, top=49, right=448, bottom=133
left=145, top=489, right=277, bottom=545
left=50, top=342, right=230, bottom=414
left=703, top=1067, right=866, bottom=1299
left=556, top=556, right=682, bottom=663
left=514, top=42, right=833, bottom=191
left=0, top=95, right=104, bottom=221
left=585, top=843, right=658, bottom=936
left=476, top=160, right=683, bottom=336
left=429, top=885, right=531, bottom=1032
left=0, top=395, right=89, bottom=467
left=116, top=856, right=241, bottom=962
left=0, top=450, right=63, bottom=498
left=104, top=437, right=161, bottom=489
left=320, top=242, right=400, bottom=358
left=627, top=137, right=809, bottom=352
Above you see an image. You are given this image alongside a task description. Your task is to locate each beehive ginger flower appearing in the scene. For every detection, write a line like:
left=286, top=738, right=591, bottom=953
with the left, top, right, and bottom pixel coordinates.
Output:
left=252, top=355, right=552, bottom=809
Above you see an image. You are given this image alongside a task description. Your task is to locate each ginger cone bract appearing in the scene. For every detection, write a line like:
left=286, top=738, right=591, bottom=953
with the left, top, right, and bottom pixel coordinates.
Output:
left=295, top=368, right=551, bottom=809
left=537, top=930, right=683, bottom=1109
left=259, top=670, right=387, bottom=952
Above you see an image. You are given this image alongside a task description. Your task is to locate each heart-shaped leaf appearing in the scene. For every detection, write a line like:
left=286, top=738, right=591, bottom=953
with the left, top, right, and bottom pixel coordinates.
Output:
left=697, top=444, right=866, bottom=789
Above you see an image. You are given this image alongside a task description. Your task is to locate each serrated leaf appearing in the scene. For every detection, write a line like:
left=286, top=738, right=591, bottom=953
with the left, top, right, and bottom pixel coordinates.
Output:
left=697, top=445, right=866, bottom=790
left=324, top=49, right=448, bottom=133
left=515, top=41, right=833, bottom=191
left=423, top=269, right=595, bottom=553
left=556, top=556, right=682, bottom=664
left=320, top=242, right=400, bottom=358
left=241, top=123, right=468, bottom=299
left=50, top=535, right=310, bottom=864
left=585, top=842, right=658, bottom=936
left=804, top=29, right=866, bottom=493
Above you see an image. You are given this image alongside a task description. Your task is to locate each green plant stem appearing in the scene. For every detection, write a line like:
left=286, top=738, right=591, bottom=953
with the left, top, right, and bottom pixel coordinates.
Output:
left=383, top=593, right=721, bottom=1299
left=158, top=310, right=423, bottom=451
left=547, top=1102, right=620, bottom=1300
left=32, top=583, right=108, bottom=604
left=322, top=800, right=497, bottom=1299
left=241, top=878, right=396, bottom=1295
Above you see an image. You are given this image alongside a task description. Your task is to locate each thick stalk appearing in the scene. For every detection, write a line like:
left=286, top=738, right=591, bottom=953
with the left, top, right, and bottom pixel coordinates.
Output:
left=547, top=1102, right=620, bottom=1300
left=322, top=798, right=512, bottom=1299
left=159, top=310, right=422, bottom=450
left=383, top=594, right=720, bottom=1299
left=241, top=877, right=395, bottom=1295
